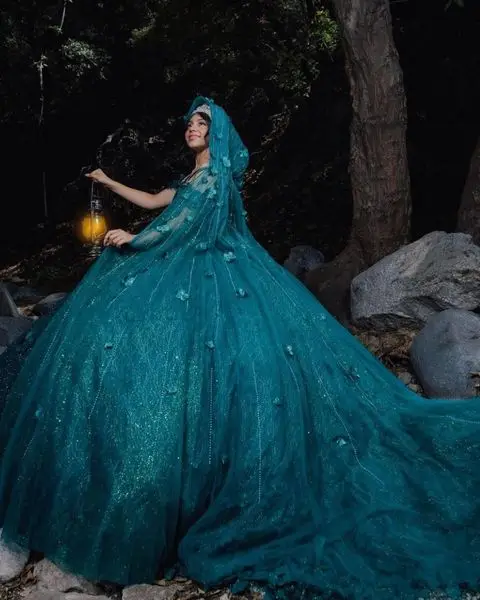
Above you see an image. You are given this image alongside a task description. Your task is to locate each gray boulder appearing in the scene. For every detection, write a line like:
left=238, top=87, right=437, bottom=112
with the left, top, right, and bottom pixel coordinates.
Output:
left=22, top=559, right=100, bottom=597
left=33, top=293, right=68, bottom=316
left=122, top=584, right=184, bottom=600
left=0, top=283, right=21, bottom=318
left=351, top=231, right=480, bottom=330
left=0, top=528, right=29, bottom=582
left=0, top=316, right=33, bottom=346
left=24, top=593, right=109, bottom=600
left=2, top=282, right=44, bottom=303
left=284, top=245, right=325, bottom=278
left=410, top=309, right=480, bottom=398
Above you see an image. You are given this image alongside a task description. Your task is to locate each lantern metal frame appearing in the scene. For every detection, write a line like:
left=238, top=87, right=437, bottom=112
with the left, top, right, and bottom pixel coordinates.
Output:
left=87, top=181, right=107, bottom=258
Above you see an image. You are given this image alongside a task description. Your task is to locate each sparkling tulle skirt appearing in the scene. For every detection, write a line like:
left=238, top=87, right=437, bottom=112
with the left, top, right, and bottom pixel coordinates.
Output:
left=1, top=233, right=480, bottom=599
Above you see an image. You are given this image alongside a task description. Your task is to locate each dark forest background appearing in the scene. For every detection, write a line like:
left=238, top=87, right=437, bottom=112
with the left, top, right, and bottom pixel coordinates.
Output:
left=0, top=0, right=478, bottom=276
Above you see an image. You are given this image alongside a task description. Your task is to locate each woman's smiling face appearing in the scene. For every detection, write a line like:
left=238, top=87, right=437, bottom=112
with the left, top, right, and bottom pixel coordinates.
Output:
left=185, top=113, right=210, bottom=152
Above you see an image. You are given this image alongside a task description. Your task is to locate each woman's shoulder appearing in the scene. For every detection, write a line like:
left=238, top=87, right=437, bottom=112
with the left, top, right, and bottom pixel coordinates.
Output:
left=181, top=166, right=216, bottom=190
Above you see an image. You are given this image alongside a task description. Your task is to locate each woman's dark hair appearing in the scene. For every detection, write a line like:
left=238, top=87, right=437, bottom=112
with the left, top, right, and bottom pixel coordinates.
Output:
left=187, top=111, right=211, bottom=135
left=195, top=111, right=211, bottom=126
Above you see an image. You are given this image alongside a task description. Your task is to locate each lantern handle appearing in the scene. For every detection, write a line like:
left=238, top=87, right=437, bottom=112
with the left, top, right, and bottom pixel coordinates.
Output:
left=89, top=180, right=103, bottom=211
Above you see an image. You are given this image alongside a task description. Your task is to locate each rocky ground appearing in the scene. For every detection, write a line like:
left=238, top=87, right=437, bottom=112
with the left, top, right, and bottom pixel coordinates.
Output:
left=0, top=557, right=264, bottom=600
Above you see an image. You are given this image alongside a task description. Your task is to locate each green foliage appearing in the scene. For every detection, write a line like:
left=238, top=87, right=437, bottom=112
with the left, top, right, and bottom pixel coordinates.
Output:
left=60, top=39, right=109, bottom=79
left=129, top=0, right=339, bottom=106
left=0, top=0, right=155, bottom=124
left=311, top=8, right=340, bottom=54
left=0, top=0, right=339, bottom=128
left=1, top=0, right=342, bottom=235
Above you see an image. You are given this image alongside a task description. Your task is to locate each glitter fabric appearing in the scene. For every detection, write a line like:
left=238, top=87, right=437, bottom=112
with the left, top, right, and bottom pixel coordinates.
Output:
left=1, top=96, right=480, bottom=600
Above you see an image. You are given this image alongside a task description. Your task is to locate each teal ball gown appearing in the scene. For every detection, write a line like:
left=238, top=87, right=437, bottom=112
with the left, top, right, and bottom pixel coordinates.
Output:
left=1, top=96, right=480, bottom=600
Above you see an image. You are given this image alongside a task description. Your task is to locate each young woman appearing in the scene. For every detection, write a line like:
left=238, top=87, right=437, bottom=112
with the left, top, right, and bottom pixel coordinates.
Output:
left=85, top=108, right=212, bottom=247
left=1, top=96, right=480, bottom=600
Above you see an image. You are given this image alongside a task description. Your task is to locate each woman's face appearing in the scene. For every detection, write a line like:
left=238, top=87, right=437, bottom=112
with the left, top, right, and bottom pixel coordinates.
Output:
left=185, top=113, right=210, bottom=152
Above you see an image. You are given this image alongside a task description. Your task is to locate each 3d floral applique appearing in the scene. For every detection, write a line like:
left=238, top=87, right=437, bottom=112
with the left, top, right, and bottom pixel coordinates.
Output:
left=122, top=275, right=136, bottom=287
left=223, top=251, right=236, bottom=263
left=204, top=271, right=214, bottom=278
left=205, top=340, right=215, bottom=349
left=195, top=242, right=208, bottom=253
left=285, top=345, right=294, bottom=356
left=222, top=156, right=231, bottom=168
left=273, top=397, right=283, bottom=407
left=344, top=366, right=361, bottom=382
left=186, top=214, right=194, bottom=222
left=239, top=149, right=248, bottom=159
left=166, top=386, right=178, bottom=395
left=176, top=289, right=190, bottom=301
left=155, top=223, right=171, bottom=233
left=333, top=436, right=348, bottom=447
left=104, top=342, right=114, bottom=349
left=207, top=187, right=217, bottom=200
left=236, top=288, right=248, bottom=298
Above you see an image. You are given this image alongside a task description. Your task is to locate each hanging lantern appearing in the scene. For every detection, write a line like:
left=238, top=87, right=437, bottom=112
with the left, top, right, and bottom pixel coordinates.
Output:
left=74, top=181, right=109, bottom=258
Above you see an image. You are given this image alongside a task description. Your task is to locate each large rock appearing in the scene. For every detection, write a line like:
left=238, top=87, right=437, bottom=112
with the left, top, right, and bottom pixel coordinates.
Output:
left=33, top=293, right=68, bottom=316
left=24, top=593, right=109, bottom=600
left=0, top=283, right=21, bottom=318
left=122, top=583, right=184, bottom=600
left=283, top=245, right=325, bottom=279
left=1, top=282, right=44, bottom=303
left=350, top=231, right=480, bottom=330
left=23, top=559, right=100, bottom=596
left=0, top=316, right=33, bottom=346
left=410, top=309, right=480, bottom=398
left=0, top=529, right=29, bottom=582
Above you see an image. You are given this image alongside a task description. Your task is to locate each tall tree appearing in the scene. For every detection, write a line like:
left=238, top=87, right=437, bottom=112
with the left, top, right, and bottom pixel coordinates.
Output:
left=456, top=135, right=480, bottom=244
left=306, top=0, right=411, bottom=322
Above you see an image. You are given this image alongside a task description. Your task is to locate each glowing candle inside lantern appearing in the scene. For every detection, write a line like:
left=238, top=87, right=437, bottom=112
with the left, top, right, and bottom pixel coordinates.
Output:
left=79, top=212, right=108, bottom=242
left=74, top=181, right=110, bottom=257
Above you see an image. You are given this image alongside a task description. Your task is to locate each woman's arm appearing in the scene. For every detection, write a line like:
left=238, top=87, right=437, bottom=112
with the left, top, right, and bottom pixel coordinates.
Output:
left=86, top=169, right=175, bottom=210
left=105, top=179, right=154, bottom=209
left=150, top=188, right=176, bottom=209
left=106, top=181, right=175, bottom=210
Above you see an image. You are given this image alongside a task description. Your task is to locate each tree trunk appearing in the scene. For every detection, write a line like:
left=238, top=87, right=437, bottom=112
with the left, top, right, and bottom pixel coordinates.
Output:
left=456, top=135, right=480, bottom=244
left=306, top=0, right=411, bottom=323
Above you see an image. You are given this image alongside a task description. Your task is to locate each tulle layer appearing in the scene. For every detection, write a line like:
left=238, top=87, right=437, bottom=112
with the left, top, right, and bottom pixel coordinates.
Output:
left=1, top=234, right=480, bottom=599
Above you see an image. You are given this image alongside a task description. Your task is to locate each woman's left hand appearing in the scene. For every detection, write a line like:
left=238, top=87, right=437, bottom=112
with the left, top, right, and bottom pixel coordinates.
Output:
left=103, top=229, right=134, bottom=247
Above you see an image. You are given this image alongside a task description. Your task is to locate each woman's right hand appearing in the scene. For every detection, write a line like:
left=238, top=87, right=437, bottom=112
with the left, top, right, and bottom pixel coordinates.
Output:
left=85, top=168, right=112, bottom=186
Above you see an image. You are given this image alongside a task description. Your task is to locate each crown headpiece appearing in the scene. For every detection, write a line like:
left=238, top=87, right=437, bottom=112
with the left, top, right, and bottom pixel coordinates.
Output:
left=191, top=103, right=212, bottom=118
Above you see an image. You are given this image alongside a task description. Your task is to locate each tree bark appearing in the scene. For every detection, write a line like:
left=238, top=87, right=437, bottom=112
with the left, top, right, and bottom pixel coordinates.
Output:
left=306, top=0, right=411, bottom=323
left=456, top=135, right=480, bottom=244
